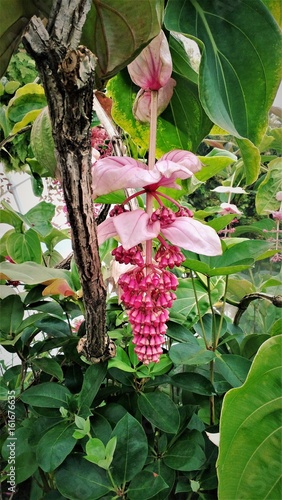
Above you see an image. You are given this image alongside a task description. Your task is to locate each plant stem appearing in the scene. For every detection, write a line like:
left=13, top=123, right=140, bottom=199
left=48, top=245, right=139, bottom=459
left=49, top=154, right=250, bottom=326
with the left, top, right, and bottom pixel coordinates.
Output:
left=146, top=90, right=158, bottom=266
left=190, top=273, right=209, bottom=349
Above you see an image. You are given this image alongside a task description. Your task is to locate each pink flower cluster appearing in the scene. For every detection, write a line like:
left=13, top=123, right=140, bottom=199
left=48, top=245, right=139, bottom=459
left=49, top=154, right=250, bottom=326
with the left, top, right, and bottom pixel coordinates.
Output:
left=113, top=244, right=182, bottom=364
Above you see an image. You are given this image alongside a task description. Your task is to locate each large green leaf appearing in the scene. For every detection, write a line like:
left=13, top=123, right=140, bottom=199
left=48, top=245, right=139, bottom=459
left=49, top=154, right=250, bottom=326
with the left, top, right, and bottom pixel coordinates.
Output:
left=36, top=422, right=76, bottom=472
left=55, top=454, right=112, bottom=500
left=0, top=261, right=72, bottom=285
left=78, top=363, right=107, bottom=418
left=170, top=277, right=225, bottom=327
left=20, top=382, right=71, bottom=408
left=0, top=294, right=24, bottom=335
left=164, top=434, right=206, bottom=471
left=81, top=0, right=164, bottom=84
left=165, top=0, right=282, bottom=149
left=127, top=470, right=169, bottom=500
left=6, top=229, right=42, bottom=264
left=217, top=335, right=282, bottom=499
left=111, top=413, right=148, bottom=484
left=2, top=427, right=37, bottom=483
left=138, top=392, right=180, bottom=434
left=256, top=158, right=282, bottom=214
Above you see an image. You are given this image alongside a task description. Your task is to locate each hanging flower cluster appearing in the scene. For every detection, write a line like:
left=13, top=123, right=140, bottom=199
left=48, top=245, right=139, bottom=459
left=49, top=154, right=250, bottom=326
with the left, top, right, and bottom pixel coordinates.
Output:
left=93, top=154, right=222, bottom=364
left=92, top=30, right=222, bottom=364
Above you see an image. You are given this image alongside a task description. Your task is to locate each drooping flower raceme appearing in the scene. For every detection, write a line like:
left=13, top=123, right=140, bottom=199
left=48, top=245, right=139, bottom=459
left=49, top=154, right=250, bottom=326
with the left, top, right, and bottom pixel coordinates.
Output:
left=127, top=30, right=176, bottom=122
left=92, top=152, right=222, bottom=364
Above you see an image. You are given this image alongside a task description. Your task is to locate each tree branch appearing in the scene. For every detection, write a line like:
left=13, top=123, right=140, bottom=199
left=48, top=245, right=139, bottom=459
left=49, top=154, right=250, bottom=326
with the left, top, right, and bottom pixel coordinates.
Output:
left=23, top=1, right=112, bottom=362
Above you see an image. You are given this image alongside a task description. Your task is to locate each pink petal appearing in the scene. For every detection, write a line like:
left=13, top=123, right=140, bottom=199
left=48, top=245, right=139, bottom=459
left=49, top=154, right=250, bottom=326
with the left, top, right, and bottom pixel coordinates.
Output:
left=128, top=31, right=172, bottom=90
left=161, top=217, right=222, bottom=256
left=149, top=159, right=196, bottom=189
left=160, top=150, right=202, bottom=174
left=113, top=210, right=160, bottom=250
left=92, top=157, right=160, bottom=198
left=132, top=79, right=176, bottom=123
left=97, top=218, right=117, bottom=245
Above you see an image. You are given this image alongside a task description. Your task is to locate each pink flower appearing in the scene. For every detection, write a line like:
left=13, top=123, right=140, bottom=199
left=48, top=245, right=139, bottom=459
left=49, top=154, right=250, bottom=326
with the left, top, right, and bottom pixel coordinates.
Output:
left=133, top=79, right=176, bottom=122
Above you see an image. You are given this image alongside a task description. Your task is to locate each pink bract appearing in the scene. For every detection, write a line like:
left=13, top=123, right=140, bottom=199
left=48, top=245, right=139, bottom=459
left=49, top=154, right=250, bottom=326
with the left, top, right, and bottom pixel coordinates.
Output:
left=128, top=30, right=173, bottom=91
left=132, top=78, right=176, bottom=122
left=92, top=151, right=201, bottom=199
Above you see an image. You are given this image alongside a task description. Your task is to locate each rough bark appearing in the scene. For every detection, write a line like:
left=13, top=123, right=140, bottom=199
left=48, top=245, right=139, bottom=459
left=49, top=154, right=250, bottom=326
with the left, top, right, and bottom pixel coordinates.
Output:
left=23, top=0, right=111, bottom=362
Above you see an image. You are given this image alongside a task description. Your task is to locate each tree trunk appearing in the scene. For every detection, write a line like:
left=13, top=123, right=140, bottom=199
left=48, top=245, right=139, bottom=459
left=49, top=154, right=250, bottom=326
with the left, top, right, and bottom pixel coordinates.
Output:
left=23, top=0, right=111, bottom=362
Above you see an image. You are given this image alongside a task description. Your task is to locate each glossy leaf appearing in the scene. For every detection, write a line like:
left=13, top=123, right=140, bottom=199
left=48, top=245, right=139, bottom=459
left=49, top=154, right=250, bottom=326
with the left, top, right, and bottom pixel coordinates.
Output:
left=7, top=83, right=46, bottom=122
left=30, top=106, right=57, bottom=177
left=22, top=201, right=55, bottom=237
left=2, top=427, right=37, bottom=483
left=165, top=0, right=282, bottom=147
left=218, top=336, right=282, bottom=499
left=55, top=454, right=112, bottom=500
left=0, top=261, right=72, bottom=286
left=36, top=422, right=76, bottom=472
left=127, top=470, right=169, bottom=500
left=170, top=372, right=214, bottom=396
left=256, top=158, right=282, bottom=214
left=169, top=343, right=216, bottom=366
left=138, top=392, right=180, bottom=434
left=20, top=382, right=71, bottom=408
left=215, top=354, right=252, bottom=388
left=35, top=317, right=71, bottom=338
left=0, top=0, right=52, bottom=78
left=0, top=294, right=24, bottom=335
left=111, top=413, right=148, bottom=484
left=171, top=277, right=225, bottom=327
left=6, top=229, right=42, bottom=264
left=81, top=0, right=164, bottom=83
left=78, top=363, right=107, bottom=418
left=31, top=358, right=64, bottom=381
left=164, top=437, right=206, bottom=471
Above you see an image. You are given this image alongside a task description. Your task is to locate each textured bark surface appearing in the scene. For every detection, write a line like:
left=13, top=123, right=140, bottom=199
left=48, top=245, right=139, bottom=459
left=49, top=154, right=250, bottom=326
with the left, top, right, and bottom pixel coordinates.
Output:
left=23, top=0, right=109, bottom=361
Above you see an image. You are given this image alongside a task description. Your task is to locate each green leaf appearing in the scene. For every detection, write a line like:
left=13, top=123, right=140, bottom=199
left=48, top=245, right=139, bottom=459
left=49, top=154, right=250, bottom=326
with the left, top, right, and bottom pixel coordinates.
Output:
left=85, top=437, right=106, bottom=463
left=107, top=345, right=136, bottom=373
left=7, top=83, right=46, bottom=122
left=164, top=437, right=206, bottom=471
left=236, top=138, right=261, bottom=185
left=30, top=106, right=57, bottom=177
left=22, top=201, right=55, bottom=237
left=138, top=392, right=180, bottom=434
left=81, top=0, right=164, bottom=83
left=2, top=427, right=37, bottom=483
left=256, top=158, right=282, bottom=214
left=0, top=0, right=52, bottom=78
left=165, top=0, right=282, bottom=147
left=78, top=363, right=107, bottom=417
left=36, top=422, right=76, bottom=472
left=6, top=229, right=42, bottom=264
left=171, top=277, right=224, bottom=326
left=0, top=294, right=24, bottom=335
left=128, top=470, right=169, bottom=500
left=0, top=261, right=72, bottom=285
left=169, top=343, right=216, bottom=366
left=111, top=413, right=148, bottom=484
left=55, top=454, right=112, bottom=500
left=31, top=357, right=64, bottom=381
left=170, top=372, right=214, bottom=396
left=11, top=108, right=42, bottom=133
left=215, top=354, right=252, bottom=388
left=217, top=336, right=282, bottom=499
left=0, top=208, right=23, bottom=231
left=35, top=317, right=71, bottom=338
left=196, top=155, right=236, bottom=182
left=20, top=382, right=71, bottom=408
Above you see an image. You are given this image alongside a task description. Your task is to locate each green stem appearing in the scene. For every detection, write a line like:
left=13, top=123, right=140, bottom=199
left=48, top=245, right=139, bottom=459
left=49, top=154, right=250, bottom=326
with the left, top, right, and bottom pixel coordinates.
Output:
left=190, top=272, right=209, bottom=349
left=107, top=468, right=118, bottom=493
left=215, top=276, right=229, bottom=348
